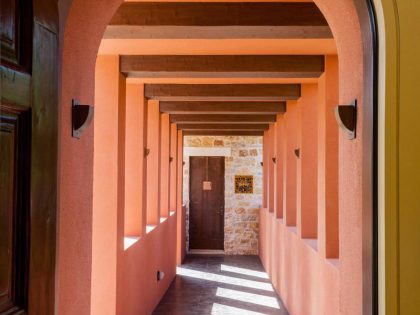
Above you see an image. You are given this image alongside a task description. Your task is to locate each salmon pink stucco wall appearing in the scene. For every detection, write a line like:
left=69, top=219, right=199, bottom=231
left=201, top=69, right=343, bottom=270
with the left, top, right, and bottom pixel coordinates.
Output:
left=259, top=0, right=370, bottom=309
left=260, top=81, right=340, bottom=315
left=312, top=2, right=369, bottom=314
left=119, top=214, right=178, bottom=315
left=92, top=56, right=181, bottom=315
left=57, top=1, right=373, bottom=315
left=260, top=209, right=340, bottom=315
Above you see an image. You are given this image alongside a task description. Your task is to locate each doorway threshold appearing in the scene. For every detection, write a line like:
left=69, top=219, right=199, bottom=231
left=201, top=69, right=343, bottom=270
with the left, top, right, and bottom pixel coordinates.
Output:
left=189, top=249, right=225, bottom=255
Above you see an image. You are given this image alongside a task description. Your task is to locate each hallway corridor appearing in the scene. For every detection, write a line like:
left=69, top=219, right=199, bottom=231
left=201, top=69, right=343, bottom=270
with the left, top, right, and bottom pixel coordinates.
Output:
left=153, top=255, right=289, bottom=315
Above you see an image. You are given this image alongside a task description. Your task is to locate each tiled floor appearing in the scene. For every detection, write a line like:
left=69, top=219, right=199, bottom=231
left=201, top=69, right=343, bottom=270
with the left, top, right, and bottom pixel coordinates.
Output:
left=153, top=255, right=289, bottom=315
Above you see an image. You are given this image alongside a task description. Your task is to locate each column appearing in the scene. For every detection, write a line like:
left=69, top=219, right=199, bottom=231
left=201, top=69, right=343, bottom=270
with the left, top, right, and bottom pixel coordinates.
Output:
left=92, top=55, right=123, bottom=314
left=317, top=55, right=339, bottom=258
left=124, top=84, right=147, bottom=236
left=300, top=84, right=319, bottom=239
left=274, top=115, right=285, bottom=219
left=160, top=113, right=170, bottom=219
left=146, top=100, right=161, bottom=226
left=169, top=123, right=178, bottom=212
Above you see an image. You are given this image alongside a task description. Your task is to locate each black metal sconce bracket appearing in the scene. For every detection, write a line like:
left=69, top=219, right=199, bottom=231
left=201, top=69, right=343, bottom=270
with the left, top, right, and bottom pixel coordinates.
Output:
left=335, top=100, right=357, bottom=140
left=72, top=99, right=94, bottom=139
left=144, top=148, right=150, bottom=157
left=157, top=270, right=165, bottom=281
left=294, top=149, right=300, bottom=159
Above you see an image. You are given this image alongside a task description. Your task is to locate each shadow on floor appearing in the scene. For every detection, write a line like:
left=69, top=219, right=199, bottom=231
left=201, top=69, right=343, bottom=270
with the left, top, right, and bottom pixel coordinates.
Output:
left=153, top=255, right=289, bottom=315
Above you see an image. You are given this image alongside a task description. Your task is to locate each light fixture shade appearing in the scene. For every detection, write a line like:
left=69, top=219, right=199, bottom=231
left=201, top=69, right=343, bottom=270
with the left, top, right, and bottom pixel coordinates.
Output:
left=335, top=100, right=357, bottom=140
left=72, top=99, right=94, bottom=139
left=144, top=148, right=151, bottom=157
left=157, top=270, right=165, bottom=281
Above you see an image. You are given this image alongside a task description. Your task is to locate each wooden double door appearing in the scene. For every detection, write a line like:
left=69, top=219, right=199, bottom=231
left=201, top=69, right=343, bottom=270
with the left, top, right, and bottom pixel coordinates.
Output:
left=189, top=157, right=225, bottom=250
left=1, top=0, right=58, bottom=314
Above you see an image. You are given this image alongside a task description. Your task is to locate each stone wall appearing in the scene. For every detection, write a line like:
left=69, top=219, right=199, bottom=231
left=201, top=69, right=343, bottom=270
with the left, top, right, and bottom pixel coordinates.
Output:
left=183, top=136, right=263, bottom=255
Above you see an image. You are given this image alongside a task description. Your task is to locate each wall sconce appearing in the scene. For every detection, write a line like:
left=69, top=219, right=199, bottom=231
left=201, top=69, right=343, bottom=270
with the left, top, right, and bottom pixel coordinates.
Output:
left=72, top=99, right=94, bottom=139
left=272, top=157, right=277, bottom=164
left=169, top=157, right=174, bottom=163
left=294, top=149, right=300, bottom=159
left=144, top=148, right=150, bottom=157
left=157, top=270, right=165, bottom=281
left=335, top=100, right=357, bottom=140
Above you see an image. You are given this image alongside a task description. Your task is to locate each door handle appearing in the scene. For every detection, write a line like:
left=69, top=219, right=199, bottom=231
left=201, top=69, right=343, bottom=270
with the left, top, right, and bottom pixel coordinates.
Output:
left=219, top=206, right=224, bottom=216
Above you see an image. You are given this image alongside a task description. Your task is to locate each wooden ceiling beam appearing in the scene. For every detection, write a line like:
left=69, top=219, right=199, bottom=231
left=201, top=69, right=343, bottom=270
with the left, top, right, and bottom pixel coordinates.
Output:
left=177, top=124, right=270, bottom=131
left=121, top=55, right=325, bottom=78
left=106, top=2, right=332, bottom=39
left=160, top=101, right=286, bottom=115
left=170, top=114, right=276, bottom=124
left=145, top=84, right=301, bottom=101
left=183, top=130, right=264, bottom=136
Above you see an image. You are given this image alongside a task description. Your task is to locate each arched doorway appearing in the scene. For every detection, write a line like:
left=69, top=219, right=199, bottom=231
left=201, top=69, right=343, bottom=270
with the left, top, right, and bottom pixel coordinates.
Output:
left=56, top=0, right=380, bottom=314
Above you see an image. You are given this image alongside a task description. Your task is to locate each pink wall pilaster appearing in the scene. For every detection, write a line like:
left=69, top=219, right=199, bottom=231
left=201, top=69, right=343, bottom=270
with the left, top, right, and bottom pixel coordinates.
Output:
left=160, top=113, right=171, bottom=218
left=317, top=56, right=339, bottom=258
left=300, top=84, right=319, bottom=239
left=125, top=84, right=147, bottom=236
left=274, top=115, right=285, bottom=219
left=92, top=55, right=122, bottom=315
left=146, top=100, right=161, bottom=225
left=169, top=123, right=178, bottom=211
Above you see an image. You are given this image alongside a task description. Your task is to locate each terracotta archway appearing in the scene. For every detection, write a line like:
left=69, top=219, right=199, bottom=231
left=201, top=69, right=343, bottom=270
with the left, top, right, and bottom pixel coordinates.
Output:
left=56, top=0, right=377, bottom=314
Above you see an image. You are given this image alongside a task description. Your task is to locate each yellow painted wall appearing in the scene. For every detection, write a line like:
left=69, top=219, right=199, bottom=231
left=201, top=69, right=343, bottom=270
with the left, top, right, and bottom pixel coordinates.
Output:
left=377, top=0, right=420, bottom=314
left=394, top=1, right=420, bottom=314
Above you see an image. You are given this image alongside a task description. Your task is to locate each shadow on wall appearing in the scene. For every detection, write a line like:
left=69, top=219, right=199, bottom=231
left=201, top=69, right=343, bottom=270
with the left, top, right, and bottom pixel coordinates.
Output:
left=183, top=136, right=263, bottom=255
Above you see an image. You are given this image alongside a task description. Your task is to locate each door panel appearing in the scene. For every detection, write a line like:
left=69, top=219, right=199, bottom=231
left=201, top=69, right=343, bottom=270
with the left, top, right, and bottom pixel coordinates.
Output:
left=0, top=107, right=31, bottom=315
left=1, top=0, right=58, bottom=314
left=0, top=116, right=15, bottom=312
left=189, top=157, right=225, bottom=250
left=0, top=0, right=18, bottom=63
left=0, top=0, right=33, bottom=71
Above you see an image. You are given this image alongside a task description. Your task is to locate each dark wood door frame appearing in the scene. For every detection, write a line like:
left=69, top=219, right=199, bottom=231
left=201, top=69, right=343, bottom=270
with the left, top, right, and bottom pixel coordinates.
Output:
left=189, top=156, right=225, bottom=251
left=1, top=0, right=58, bottom=314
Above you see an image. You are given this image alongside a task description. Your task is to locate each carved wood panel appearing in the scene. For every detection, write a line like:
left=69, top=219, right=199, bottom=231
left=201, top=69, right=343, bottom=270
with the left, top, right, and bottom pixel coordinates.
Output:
left=0, top=106, right=30, bottom=315
left=1, top=0, right=58, bottom=313
left=0, top=0, right=33, bottom=71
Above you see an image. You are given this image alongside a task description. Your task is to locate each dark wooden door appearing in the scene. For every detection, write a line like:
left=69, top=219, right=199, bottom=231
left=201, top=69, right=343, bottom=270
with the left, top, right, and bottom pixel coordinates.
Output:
left=189, top=157, right=225, bottom=250
left=1, top=0, right=58, bottom=314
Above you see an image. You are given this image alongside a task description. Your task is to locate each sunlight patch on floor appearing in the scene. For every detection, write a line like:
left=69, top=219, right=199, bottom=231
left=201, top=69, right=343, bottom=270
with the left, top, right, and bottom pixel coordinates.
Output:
left=216, top=287, right=280, bottom=309
left=211, top=303, right=268, bottom=315
left=220, top=264, right=269, bottom=279
left=176, top=267, right=274, bottom=292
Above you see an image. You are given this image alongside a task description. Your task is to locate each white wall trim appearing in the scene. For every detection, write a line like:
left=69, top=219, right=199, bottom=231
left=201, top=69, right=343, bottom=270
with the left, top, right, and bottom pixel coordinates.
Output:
left=184, top=147, right=232, bottom=157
